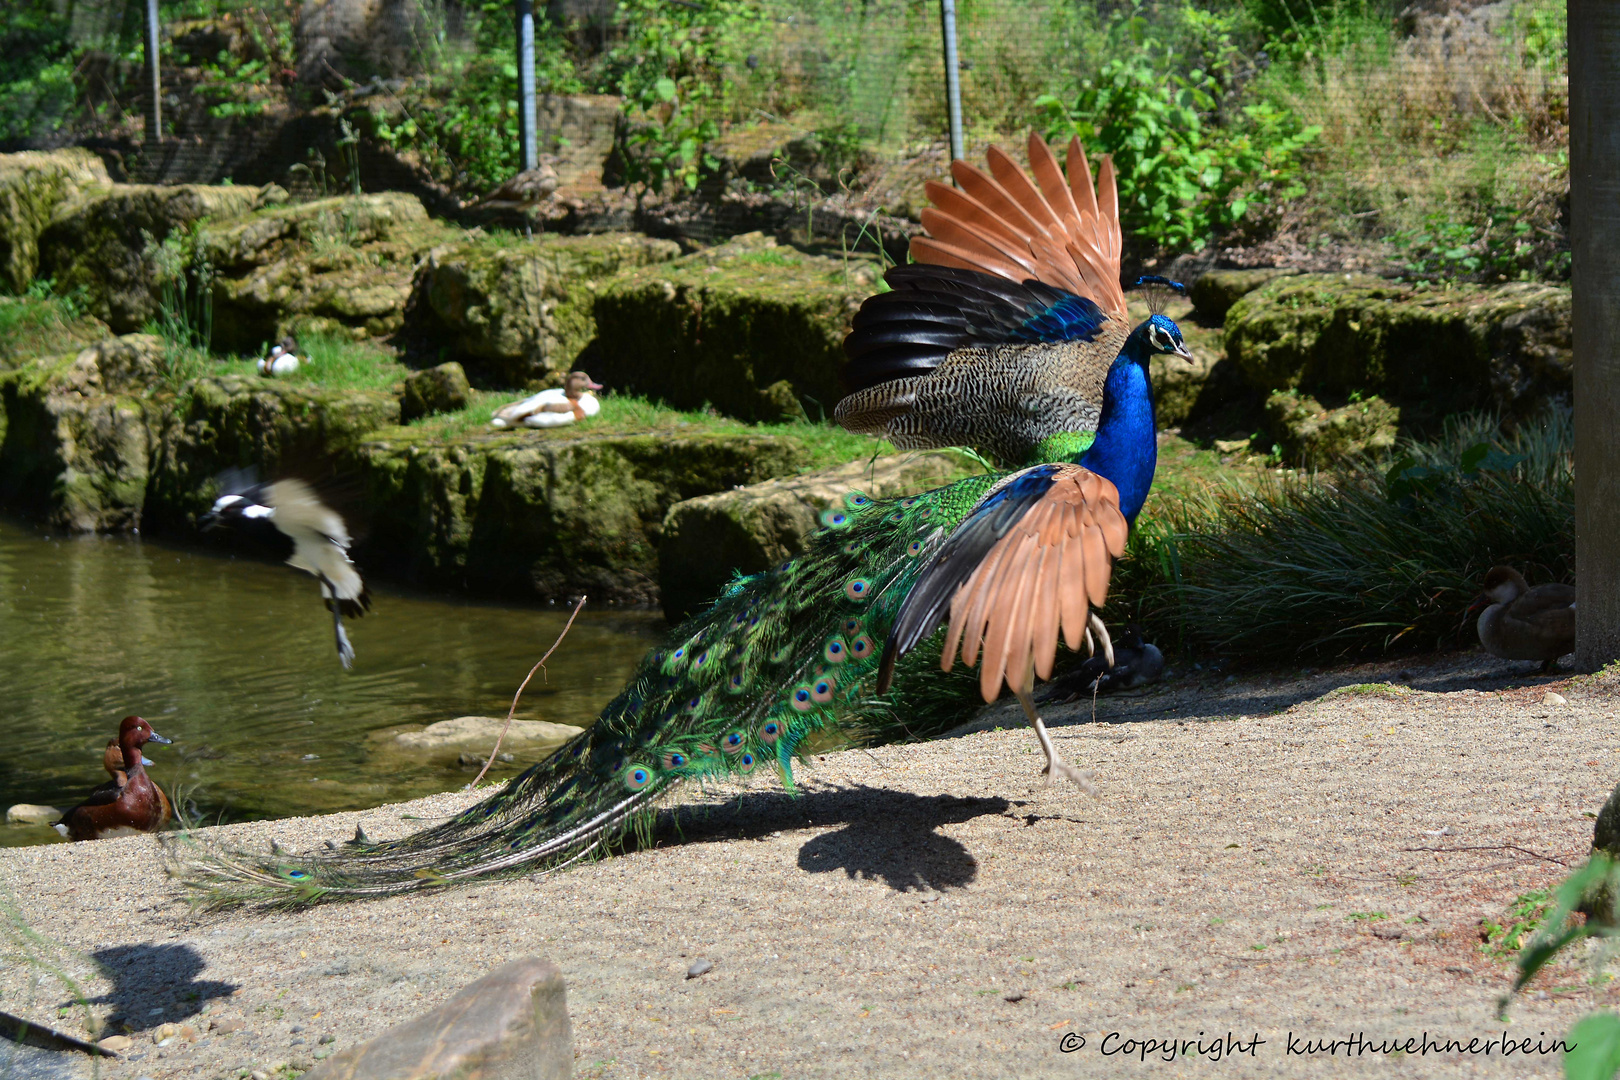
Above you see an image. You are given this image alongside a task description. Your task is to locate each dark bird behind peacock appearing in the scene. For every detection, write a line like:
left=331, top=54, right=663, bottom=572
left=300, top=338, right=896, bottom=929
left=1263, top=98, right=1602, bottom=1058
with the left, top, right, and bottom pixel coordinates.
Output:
left=170, top=133, right=1194, bottom=906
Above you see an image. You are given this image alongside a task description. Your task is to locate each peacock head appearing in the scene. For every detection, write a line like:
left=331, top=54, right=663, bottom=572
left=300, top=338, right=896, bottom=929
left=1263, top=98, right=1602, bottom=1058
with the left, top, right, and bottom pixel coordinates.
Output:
left=1142, top=314, right=1194, bottom=363
left=1128, top=276, right=1194, bottom=365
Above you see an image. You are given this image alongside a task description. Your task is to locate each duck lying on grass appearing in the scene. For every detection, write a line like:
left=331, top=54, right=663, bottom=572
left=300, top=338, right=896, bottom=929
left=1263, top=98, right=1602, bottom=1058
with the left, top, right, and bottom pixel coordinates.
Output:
left=491, top=371, right=603, bottom=428
left=256, top=337, right=302, bottom=377
left=56, top=716, right=172, bottom=841
left=1467, top=565, right=1575, bottom=673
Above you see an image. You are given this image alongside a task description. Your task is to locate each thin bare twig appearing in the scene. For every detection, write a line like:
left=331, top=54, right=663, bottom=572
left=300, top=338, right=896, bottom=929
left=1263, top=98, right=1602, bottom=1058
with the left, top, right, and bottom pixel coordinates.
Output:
left=1398, top=844, right=1573, bottom=866
left=469, top=595, right=587, bottom=788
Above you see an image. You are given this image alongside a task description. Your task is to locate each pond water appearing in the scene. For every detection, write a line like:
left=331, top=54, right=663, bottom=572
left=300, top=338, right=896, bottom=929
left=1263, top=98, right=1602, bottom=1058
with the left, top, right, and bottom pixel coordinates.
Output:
left=0, top=517, right=664, bottom=847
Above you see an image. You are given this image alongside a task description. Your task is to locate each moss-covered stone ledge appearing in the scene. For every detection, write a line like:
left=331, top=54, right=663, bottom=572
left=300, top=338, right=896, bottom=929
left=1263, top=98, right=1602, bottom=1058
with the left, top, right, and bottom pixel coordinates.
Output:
left=403, top=232, right=681, bottom=389
left=206, top=193, right=464, bottom=354
left=36, top=183, right=261, bottom=333
left=0, top=149, right=112, bottom=294
left=657, top=450, right=977, bottom=619
left=352, top=424, right=842, bottom=604
left=592, top=233, right=874, bottom=422
left=1224, top=274, right=1571, bottom=425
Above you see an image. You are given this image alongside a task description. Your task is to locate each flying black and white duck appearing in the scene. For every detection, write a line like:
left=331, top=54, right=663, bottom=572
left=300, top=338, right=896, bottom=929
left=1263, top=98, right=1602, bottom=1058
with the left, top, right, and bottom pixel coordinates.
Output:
left=1466, top=565, right=1575, bottom=673
left=491, top=371, right=604, bottom=429
left=201, top=472, right=372, bottom=668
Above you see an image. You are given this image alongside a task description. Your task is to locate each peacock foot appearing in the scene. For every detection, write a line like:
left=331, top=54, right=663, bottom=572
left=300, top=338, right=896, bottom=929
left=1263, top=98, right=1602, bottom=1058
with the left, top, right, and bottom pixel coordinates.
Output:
left=1043, top=757, right=1097, bottom=792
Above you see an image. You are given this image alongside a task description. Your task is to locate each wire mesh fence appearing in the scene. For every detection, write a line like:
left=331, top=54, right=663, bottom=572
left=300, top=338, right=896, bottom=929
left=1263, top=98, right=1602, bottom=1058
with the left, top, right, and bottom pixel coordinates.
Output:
left=0, top=0, right=1570, bottom=279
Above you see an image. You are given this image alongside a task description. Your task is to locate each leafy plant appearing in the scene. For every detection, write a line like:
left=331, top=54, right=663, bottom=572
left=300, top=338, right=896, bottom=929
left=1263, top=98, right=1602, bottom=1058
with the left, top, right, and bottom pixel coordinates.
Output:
left=1480, top=889, right=1553, bottom=959
left=1035, top=14, right=1320, bottom=252
left=604, top=0, right=757, bottom=194
left=144, top=223, right=215, bottom=364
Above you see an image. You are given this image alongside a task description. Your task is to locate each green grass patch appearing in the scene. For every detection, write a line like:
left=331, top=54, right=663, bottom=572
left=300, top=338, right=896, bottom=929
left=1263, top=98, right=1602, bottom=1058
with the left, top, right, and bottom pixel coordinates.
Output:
left=208, top=331, right=408, bottom=393
left=0, top=283, right=107, bottom=366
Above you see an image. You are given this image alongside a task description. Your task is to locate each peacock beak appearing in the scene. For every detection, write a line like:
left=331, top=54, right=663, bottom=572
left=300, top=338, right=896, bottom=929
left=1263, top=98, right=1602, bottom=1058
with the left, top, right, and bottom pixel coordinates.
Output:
left=1172, top=341, right=1195, bottom=364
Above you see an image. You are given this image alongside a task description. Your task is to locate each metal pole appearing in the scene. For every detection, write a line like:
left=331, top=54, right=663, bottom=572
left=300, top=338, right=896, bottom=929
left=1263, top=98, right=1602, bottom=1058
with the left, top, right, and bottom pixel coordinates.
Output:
left=517, top=0, right=538, bottom=172
left=144, top=0, right=162, bottom=149
left=1571, top=0, right=1620, bottom=670
left=938, top=0, right=964, bottom=165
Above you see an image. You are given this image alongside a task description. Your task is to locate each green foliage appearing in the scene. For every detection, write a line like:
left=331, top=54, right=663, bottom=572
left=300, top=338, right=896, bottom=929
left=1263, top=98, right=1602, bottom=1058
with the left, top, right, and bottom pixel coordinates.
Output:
left=1567, top=1014, right=1620, bottom=1080
left=191, top=8, right=296, bottom=118
left=0, top=0, right=77, bottom=141
left=144, top=223, right=215, bottom=357
left=1035, top=11, right=1319, bottom=251
left=603, top=0, right=758, bottom=193
left=1119, top=409, right=1572, bottom=661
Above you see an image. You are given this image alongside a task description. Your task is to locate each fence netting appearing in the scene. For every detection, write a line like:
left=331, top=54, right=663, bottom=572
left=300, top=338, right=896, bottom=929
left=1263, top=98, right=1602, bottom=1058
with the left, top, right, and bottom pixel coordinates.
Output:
left=2, top=0, right=1569, bottom=279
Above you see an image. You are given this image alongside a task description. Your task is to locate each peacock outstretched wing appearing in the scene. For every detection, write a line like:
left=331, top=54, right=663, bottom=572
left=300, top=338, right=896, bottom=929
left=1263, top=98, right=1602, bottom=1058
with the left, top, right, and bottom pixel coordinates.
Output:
left=835, top=133, right=1131, bottom=464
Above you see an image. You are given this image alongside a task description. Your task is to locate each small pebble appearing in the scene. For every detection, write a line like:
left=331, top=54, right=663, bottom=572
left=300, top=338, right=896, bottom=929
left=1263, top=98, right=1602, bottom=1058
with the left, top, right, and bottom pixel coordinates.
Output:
left=686, top=958, right=713, bottom=979
left=97, top=1035, right=133, bottom=1053
left=318, top=1034, right=335, bottom=1045
left=251, top=1071, right=269, bottom=1080
left=291, top=1038, right=306, bottom=1046
left=289, top=1025, right=304, bottom=1033
left=210, top=1018, right=244, bottom=1034
left=1543, top=691, right=1567, bottom=706
left=1004, top=991, right=1026, bottom=1003
left=314, top=1049, right=332, bottom=1060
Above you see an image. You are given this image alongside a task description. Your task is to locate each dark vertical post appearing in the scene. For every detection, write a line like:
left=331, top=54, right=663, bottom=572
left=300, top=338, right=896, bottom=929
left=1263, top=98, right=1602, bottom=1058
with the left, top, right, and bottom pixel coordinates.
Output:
left=938, top=0, right=964, bottom=165
left=517, top=0, right=538, bottom=172
left=1570, top=0, right=1620, bottom=670
left=144, top=0, right=162, bottom=148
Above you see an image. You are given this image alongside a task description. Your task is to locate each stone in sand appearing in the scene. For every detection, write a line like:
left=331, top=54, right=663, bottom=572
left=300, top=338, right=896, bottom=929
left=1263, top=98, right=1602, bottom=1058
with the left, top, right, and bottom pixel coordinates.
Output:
left=301, top=957, right=571, bottom=1080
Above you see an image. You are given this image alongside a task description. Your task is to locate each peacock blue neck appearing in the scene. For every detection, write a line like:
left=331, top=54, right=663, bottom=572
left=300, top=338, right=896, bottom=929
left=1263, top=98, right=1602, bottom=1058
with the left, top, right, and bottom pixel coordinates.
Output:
left=1077, top=330, right=1158, bottom=523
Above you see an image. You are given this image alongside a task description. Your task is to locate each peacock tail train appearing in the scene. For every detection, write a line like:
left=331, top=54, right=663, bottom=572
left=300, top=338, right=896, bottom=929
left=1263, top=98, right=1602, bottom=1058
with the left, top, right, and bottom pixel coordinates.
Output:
left=171, top=466, right=1061, bottom=906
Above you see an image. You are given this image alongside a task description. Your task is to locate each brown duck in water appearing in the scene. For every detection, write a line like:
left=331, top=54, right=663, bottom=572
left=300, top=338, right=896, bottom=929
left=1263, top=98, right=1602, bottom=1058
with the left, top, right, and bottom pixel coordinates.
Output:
left=1467, top=565, right=1575, bottom=673
left=56, top=717, right=173, bottom=841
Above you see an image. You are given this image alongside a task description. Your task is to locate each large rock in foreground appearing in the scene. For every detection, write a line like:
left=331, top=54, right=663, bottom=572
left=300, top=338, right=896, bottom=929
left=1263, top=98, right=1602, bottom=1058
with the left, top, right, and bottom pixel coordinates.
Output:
left=302, top=957, right=571, bottom=1080
left=594, top=233, right=870, bottom=422
left=658, top=451, right=975, bottom=619
left=1225, top=274, right=1571, bottom=426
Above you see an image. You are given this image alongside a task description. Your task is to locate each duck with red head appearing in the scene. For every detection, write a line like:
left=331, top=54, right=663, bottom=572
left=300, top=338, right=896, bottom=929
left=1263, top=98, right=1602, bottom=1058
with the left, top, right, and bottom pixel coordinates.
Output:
left=101, top=738, right=154, bottom=788
left=1466, top=565, right=1576, bottom=673
left=55, top=717, right=173, bottom=841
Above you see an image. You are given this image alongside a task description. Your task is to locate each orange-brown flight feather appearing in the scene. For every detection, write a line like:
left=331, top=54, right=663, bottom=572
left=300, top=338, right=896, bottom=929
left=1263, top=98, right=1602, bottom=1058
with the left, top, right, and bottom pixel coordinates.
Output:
left=942, top=467, right=1129, bottom=698
left=912, top=135, right=1128, bottom=320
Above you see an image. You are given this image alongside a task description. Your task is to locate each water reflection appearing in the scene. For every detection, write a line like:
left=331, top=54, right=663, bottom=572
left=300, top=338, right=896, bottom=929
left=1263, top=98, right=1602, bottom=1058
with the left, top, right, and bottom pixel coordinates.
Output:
left=0, top=517, right=662, bottom=846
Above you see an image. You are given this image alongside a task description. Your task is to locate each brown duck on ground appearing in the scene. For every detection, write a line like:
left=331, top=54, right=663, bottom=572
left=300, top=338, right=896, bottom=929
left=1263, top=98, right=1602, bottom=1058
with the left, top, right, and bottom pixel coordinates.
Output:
left=474, top=159, right=559, bottom=209
left=55, top=717, right=173, bottom=841
left=490, top=371, right=604, bottom=428
left=1467, top=565, right=1576, bottom=673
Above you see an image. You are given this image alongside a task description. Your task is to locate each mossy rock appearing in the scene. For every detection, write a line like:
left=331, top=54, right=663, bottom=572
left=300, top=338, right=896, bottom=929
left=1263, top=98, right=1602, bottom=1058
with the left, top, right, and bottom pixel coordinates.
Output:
left=0, top=149, right=112, bottom=294
left=207, top=193, right=461, bottom=354
left=658, top=450, right=977, bottom=620
left=353, top=425, right=827, bottom=603
left=1264, top=389, right=1400, bottom=467
left=593, top=233, right=871, bottom=421
left=404, top=232, right=681, bottom=388
left=142, top=375, right=400, bottom=531
left=399, top=362, right=471, bottom=422
left=0, top=336, right=164, bottom=529
left=35, top=183, right=260, bottom=333
left=1188, top=268, right=1300, bottom=323
left=0, top=296, right=112, bottom=368
left=1225, top=274, right=1571, bottom=425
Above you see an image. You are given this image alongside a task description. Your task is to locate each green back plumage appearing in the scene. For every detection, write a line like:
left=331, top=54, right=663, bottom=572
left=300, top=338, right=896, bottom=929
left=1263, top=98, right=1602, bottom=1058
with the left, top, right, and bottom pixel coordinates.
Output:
left=175, top=472, right=1007, bottom=906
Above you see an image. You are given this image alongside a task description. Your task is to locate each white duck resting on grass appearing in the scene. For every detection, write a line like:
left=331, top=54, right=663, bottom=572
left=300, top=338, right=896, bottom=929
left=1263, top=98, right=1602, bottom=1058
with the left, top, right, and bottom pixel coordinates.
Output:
left=491, top=371, right=604, bottom=428
left=257, top=339, right=302, bottom=376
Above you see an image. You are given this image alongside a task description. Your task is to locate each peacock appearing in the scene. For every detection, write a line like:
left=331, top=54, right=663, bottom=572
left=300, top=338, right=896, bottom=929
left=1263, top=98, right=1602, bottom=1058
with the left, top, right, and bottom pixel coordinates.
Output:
left=172, top=133, right=1193, bottom=906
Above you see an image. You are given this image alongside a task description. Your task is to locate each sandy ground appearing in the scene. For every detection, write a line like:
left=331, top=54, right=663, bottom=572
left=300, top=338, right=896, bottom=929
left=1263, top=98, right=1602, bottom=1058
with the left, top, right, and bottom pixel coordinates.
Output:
left=2, top=650, right=1617, bottom=1080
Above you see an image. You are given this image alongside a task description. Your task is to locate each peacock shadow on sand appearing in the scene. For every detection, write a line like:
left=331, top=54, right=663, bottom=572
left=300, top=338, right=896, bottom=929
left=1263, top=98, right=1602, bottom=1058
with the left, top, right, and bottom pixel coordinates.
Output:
left=76, top=943, right=238, bottom=1033
left=649, top=786, right=1009, bottom=893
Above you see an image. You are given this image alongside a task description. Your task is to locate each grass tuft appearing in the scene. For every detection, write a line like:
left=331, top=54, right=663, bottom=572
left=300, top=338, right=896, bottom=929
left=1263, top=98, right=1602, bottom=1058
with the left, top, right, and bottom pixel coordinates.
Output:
left=1118, top=408, right=1572, bottom=663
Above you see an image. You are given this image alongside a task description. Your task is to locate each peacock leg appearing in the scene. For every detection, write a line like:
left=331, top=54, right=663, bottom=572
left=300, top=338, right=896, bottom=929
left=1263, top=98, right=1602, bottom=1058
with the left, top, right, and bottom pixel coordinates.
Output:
left=1088, top=612, right=1115, bottom=668
left=1014, top=683, right=1096, bottom=792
